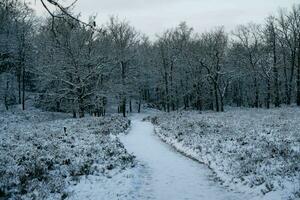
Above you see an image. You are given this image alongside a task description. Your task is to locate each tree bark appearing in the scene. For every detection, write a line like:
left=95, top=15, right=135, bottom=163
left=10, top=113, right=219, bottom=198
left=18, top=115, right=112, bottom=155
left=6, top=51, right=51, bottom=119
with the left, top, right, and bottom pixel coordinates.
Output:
left=209, top=87, right=214, bottom=111
left=138, top=98, right=141, bottom=113
left=214, top=82, right=219, bottom=112
left=283, top=52, right=289, bottom=104
left=22, top=65, right=25, bottom=110
left=220, top=94, right=224, bottom=112
left=165, top=70, right=169, bottom=112
left=266, top=79, right=271, bottom=109
left=122, top=97, right=126, bottom=117
left=78, top=98, right=85, bottom=118
left=121, top=61, right=126, bottom=117
left=73, top=110, right=77, bottom=118
left=287, top=51, right=296, bottom=105
left=4, top=79, right=9, bottom=110
left=272, top=30, right=280, bottom=107
left=297, top=34, right=300, bottom=106
left=129, top=99, right=132, bottom=112
left=170, top=61, right=175, bottom=111
left=254, top=76, right=259, bottom=108
left=18, top=70, right=21, bottom=104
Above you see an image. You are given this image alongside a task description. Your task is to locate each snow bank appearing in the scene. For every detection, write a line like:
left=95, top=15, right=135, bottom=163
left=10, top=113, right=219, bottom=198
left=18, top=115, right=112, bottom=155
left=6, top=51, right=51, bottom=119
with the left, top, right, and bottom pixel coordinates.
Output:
left=150, top=107, right=300, bottom=200
left=0, top=108, right=133, bottom=199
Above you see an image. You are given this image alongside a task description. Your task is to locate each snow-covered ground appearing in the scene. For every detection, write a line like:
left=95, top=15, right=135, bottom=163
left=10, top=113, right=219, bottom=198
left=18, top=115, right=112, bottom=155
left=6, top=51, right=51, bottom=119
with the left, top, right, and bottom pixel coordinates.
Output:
left=150, top=107, right=300, bottom=200
left=119, top=114, right=255, bottom=200
left=0, top=107, right=134, bottom=199
left=2, top=106, right=299, bottom=200
left=67, top=161, right=151, bottom=200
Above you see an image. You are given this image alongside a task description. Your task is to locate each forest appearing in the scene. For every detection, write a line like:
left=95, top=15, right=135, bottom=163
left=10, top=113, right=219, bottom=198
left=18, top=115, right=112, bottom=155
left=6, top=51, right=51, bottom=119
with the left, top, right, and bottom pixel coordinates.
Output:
left=1, top=1, right=300, bottom=199
left=1, top=1, right=300, bottom=116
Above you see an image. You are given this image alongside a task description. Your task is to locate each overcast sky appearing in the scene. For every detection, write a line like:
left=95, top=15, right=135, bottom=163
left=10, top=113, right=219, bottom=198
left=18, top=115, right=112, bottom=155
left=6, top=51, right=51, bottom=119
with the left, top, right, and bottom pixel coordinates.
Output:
left=29, top=0, right=298, bottom=39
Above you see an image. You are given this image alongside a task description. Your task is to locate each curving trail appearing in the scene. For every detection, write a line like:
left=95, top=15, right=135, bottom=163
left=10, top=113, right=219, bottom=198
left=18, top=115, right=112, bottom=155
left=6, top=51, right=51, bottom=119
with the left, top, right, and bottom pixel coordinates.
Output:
left=120, top=114, right=251, bottom=200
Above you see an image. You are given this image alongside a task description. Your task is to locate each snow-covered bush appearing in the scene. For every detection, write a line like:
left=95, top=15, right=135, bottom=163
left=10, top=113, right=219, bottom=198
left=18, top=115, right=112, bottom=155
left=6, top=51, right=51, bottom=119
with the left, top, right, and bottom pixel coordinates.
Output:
left=151, top=107, right=300, bottom=199
left=0, top=109, right=133, bottom=199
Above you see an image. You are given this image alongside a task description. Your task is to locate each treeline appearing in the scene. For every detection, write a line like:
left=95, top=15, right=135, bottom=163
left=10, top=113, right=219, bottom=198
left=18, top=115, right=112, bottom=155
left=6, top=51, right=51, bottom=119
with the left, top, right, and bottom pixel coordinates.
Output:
left=1, top=0, right=300, bottom=116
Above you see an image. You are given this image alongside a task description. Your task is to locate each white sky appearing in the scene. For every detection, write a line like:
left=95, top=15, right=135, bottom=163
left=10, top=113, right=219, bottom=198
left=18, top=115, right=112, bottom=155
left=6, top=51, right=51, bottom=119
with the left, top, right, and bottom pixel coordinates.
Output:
left=28, top=0, right=298, bottom=39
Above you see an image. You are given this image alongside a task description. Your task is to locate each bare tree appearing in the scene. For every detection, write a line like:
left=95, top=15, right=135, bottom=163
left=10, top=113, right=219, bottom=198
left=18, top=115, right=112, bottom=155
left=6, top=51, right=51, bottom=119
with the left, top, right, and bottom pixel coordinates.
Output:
left=198, top=28, right=229, bottom=112
left=35, top=16, right=107, bottom=117
left=265, top=17, right=280, bottom=107
left=106, top=17, right=139, bottom=117
left=233, top=24, right=265, bottom=108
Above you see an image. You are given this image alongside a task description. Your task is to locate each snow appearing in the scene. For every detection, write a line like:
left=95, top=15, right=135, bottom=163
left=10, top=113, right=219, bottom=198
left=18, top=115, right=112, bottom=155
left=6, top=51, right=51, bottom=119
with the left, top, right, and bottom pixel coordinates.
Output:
left=2, top=107, right=299, bottom=199
left=150, top=107, right=300, bottom=200
left=0, top=107, right=133, bottom=199
left=66, top=114, right=153, bottom=200
left=119, top=114, right=255, bottom=200
left=67, top=164, right=152, bottom=200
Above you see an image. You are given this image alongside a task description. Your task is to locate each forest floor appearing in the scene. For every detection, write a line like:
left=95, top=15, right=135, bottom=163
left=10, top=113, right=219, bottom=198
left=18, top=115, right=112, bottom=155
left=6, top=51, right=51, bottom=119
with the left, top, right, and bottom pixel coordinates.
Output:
left=0, top=106, right=134, bottom=199
left=150, top=107, right=300, bottom=200
left=1, top=106, right=299, bottom=200
left=71, top=113, right=256, bottom=200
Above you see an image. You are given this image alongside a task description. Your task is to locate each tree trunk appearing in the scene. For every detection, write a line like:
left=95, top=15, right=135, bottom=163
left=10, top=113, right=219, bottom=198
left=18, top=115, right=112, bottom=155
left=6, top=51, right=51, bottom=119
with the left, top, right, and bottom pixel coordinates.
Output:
left=287, top=51, right=296, bottom=105
left=254, top=77, right=259, bottom=108
left=272, top=31, right=280, bottom=107
left=18, top=70, right=21, bottom=104
left=283, top=52, right=289, bottom=104
left=162, top=54, right=169, bottom=112
left=170, top=61, right=175, bottom=111
left=209, top=87, right=214, bottom=110
left=165, top=71, right=170, bottom=112
left=4, top=79, right=9, bottom=110
left=122, top=97, right=126, bottom=117
left=297, top=34, right=300, bottom=106
left=297, top=59, right=300, bottom=106
left=129, top=99, right=132, bottom=112
left=220, top=94, right=224, bottom=112
left=197, top=97, right=202, bottom=111
left=56, top=101, right=60, bottom=112
left=214, top=82, right=219, bottom=112
left=171, top=102, right=175, bottom=111
left=73, top=110, right=77, bottom=118
left=78, top=97, right=85, bottom=118
left=175, top=88, right=179, bottom=111
left=22, top=65, right=25, bottom=110
left=79, top=107, right=84, bottom=118
left=121, top=61, right=127, bottom=117
left=138, top=98, right=141, bottom=113
left=197, top=85, right=203, bottom=110
left=266, top=79, right=271, bottom=109
left=147, top=89, right=150, bottom=101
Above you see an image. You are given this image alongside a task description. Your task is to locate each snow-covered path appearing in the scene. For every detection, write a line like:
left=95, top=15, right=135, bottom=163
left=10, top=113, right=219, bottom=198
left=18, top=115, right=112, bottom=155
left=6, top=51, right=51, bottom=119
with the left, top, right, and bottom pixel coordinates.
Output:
left=120, top=114, right=249, bottom=200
